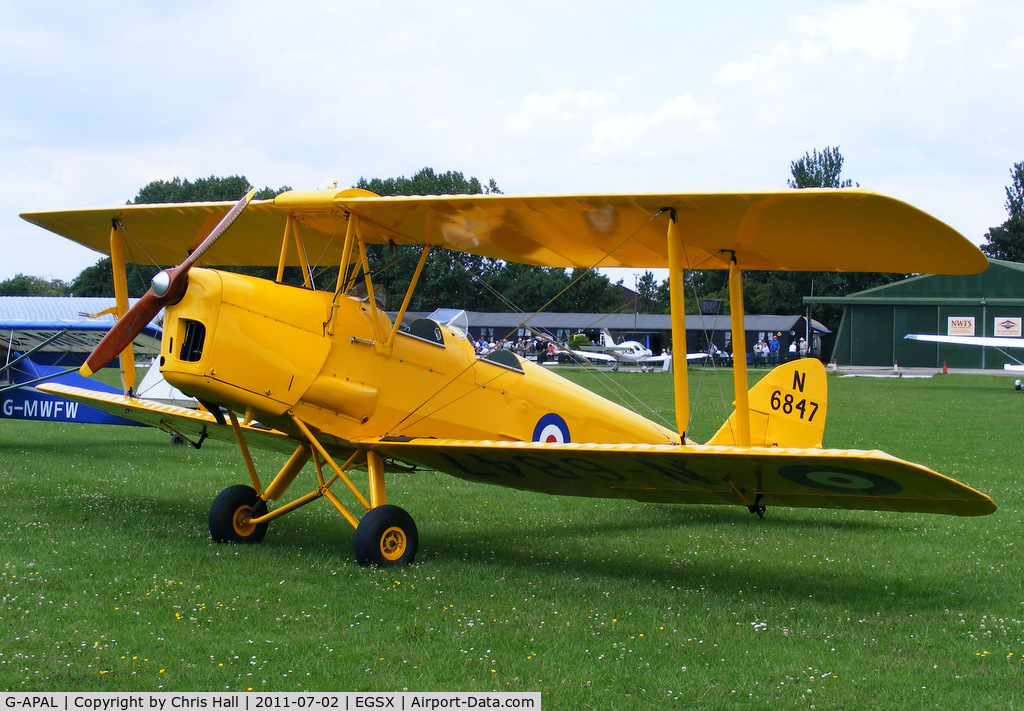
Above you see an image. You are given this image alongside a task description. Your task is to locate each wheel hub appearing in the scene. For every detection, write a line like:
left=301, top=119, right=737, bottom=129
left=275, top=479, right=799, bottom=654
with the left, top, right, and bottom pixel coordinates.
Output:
left=232, top=505, right=256, bottom=536
left=379, top=526, right=407, bottom=561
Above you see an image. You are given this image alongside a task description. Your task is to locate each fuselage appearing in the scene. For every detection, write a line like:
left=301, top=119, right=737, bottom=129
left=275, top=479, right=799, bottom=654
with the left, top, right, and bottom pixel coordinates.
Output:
left=158, top=269, right=680, bottom=448
left=614, top=341, right=654, bottom=363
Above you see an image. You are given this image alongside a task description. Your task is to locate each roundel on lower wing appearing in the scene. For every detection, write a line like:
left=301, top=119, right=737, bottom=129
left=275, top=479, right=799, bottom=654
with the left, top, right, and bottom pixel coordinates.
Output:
left=778, top=465, right=903, bottom=496
left=533, top=413, right=571, bottom=443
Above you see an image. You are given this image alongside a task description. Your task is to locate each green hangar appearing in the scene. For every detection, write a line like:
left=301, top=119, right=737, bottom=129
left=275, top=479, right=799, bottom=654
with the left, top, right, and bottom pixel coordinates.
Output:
left=805, top=259, right=1024, bottom=369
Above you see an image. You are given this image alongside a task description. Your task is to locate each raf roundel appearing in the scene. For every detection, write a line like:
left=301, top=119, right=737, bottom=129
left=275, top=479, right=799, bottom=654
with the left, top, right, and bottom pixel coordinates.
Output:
left=778, top=465, right=903, bottom=496
left=533, top=413, right=571, bottom=444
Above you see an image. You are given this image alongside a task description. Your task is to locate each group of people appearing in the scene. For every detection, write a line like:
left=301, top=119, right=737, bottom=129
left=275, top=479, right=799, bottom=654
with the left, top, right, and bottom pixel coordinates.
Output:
left=473, top=337, right=544, bottom=357
left=751, top=333, right=808, bottom=366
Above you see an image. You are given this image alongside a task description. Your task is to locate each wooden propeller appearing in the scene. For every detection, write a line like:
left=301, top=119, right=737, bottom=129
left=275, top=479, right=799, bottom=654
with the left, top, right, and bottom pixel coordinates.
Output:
left=80, top=188, right=258, bottom=377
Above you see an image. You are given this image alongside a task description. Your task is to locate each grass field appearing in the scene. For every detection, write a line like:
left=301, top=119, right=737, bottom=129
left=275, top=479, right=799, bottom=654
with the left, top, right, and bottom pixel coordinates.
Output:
left=1, top=366, right=1022, bottom=708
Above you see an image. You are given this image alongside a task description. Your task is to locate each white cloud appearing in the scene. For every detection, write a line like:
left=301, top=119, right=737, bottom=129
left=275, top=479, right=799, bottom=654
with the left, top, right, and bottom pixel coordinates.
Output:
left=505, top=89, right=617, bottom=133
left=588, top=95, right=716, bottom=154
left=790, top=0, right=919, bottom=61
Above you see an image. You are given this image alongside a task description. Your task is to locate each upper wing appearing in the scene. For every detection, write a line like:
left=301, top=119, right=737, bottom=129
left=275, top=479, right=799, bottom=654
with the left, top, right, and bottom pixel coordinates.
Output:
left=905, top=333, right=1024, bottom=348
left=360, top=437, right=995, bottom=517
left=37, top=382, right=299, bottom=455
left=22, top=189, right=986, bottom=274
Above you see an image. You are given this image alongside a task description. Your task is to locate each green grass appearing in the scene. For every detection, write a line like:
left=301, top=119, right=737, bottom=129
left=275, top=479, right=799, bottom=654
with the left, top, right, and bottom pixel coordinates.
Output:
left=1, top=367, right=1022, bottom=708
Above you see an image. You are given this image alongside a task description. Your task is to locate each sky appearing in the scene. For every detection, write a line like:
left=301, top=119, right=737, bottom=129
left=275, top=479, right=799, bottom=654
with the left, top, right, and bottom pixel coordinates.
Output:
left=2, top=0, right=1023, bottom=286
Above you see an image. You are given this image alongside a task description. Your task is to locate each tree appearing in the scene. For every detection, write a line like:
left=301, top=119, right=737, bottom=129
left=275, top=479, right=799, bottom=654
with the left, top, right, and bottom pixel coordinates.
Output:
left=484, top=263, right=572, bottom=313
left=634, top=271, right=659, bottom=314
left=787, top=146, right=858, bottom=189
left=550, top=269, right=622, bottom=313
left=70, top=258, right=159, bottom=297
left=355, top=168, right=501, bottom=197
left=131, top=175, right=288, bottom=204
left=0, top=274, right=70, bottom=296
left=981, top=162, right=1024, bottom=263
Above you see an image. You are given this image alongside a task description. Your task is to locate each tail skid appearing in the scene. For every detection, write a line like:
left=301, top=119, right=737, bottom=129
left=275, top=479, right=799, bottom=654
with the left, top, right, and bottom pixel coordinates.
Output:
left=707, top=359, right=828, bottom=448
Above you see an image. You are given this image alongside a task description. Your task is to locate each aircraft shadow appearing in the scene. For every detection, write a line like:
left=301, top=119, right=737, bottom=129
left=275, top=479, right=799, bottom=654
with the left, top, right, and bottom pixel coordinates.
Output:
left=411, top=506, right=941, bottom=609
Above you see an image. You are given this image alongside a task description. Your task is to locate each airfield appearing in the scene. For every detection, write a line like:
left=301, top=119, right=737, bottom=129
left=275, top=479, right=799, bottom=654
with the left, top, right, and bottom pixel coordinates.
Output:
left=0, top=364, right=1019, bottom=706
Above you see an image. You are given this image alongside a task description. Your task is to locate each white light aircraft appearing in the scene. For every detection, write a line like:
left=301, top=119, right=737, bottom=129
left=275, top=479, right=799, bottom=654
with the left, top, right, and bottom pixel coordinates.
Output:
left=580, top=328, right=676, bottom=372
left=904, top=332, right=1024, bottom=376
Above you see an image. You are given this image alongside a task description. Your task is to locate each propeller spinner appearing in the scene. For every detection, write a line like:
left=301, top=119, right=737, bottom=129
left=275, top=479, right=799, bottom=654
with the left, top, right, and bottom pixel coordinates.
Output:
left=79, top=188, right=258, bottom=378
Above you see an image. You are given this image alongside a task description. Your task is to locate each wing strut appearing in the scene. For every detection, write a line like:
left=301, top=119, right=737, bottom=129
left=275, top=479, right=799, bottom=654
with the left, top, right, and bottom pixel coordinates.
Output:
left=727, top=254, right=751, bottom=446
left=276, top=215, right=313, bottom=288
left=665, top=210, right=689, bottom=439
left=0, top=366, right=79, bottom=395
left=384, top=245, right=431, bottom=350
left=328, top=214, right=431, bottom=354
left=109, top=220, right=136, bottom=395
left=0, top=329, right=68, bottom=376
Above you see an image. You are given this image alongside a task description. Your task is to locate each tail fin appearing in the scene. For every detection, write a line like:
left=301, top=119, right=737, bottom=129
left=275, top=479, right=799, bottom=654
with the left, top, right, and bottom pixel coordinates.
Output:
left=601, top=328, right=616, bottom=348
left=707, top=359, right=828, bottom=448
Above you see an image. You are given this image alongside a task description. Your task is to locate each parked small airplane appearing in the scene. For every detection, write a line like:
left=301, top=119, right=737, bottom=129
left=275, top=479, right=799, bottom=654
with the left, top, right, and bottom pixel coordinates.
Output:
left=905, top=332, right=1024, bottom=370
left=905, top=332, right=1024, bottom=391
left=1, top=300, right=164, bottom=425
left=23, top=188, right=996, bottom=565
left=579, top=328, right=672, bottom=371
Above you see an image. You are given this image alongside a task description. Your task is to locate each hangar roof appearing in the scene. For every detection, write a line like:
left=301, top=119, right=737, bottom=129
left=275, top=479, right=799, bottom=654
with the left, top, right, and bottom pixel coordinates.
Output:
left=0, top=296, right=141, bottom=322
left=805, top=259, right=1024, bottom=307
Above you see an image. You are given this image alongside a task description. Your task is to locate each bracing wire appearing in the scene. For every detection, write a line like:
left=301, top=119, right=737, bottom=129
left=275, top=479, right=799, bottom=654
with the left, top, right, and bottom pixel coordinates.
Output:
left=371, top=209, right=685, bottom=443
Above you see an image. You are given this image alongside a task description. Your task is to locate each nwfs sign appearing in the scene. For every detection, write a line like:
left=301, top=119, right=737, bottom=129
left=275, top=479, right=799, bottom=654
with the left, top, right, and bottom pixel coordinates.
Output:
left=947, top=317, right=976, bottom=336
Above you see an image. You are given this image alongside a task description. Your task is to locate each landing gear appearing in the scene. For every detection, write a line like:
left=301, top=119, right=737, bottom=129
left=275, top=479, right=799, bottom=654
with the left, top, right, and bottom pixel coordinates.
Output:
left=354, top=505, right=418, bottom=567
left=212, top=412, right=418, bottom=565
left=209, top=484, right=268, bottom=544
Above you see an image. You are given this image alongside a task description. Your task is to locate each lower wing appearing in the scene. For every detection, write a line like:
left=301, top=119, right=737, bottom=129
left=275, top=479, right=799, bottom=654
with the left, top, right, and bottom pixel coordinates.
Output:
left=37, top=382, right=297, bottom=454
left=38, top=384, right=995, bottom=517
left=361, top=437, right=995, bottom=517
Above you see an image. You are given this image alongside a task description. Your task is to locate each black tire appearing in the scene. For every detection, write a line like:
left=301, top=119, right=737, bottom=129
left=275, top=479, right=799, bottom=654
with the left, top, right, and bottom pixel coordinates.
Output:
left=353, top=505, right=418, bottom=567
left=209, top=485, right=268, bottom=544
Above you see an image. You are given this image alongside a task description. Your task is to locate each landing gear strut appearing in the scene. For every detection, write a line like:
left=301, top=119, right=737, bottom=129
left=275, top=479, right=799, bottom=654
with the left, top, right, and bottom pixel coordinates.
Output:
left=208, top=411, right=419, bottom=565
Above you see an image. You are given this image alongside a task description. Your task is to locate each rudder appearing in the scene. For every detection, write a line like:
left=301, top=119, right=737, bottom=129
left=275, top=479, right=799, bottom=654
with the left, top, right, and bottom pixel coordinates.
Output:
left=707, top=359, right=828, bottom=448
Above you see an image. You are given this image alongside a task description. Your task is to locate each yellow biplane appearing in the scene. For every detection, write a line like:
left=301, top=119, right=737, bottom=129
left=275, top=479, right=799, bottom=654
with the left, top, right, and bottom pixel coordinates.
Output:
left=22, top=187, right=995, bottom=565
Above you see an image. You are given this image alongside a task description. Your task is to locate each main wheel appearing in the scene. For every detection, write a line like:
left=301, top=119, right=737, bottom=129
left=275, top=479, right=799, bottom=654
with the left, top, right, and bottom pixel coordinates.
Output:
left=353, top=505, right=418, bottom=567
left=209, top=485, right=268, bottom=544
